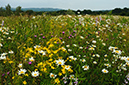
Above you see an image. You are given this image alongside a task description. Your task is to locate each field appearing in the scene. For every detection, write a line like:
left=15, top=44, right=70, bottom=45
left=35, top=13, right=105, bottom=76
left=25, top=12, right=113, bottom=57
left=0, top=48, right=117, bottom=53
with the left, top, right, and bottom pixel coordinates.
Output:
left=0, top=14, right=129, bottom=85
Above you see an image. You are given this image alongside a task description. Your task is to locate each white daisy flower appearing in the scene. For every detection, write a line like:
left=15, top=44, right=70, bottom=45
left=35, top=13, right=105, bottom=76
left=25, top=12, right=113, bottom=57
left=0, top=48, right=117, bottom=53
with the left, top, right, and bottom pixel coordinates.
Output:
left=32, top=71, right=39, bottom=77
left=1, top=53, right=7, bottom=56
left=89, top=47, right=95, bottom=50
left=92, top=40, right=96, bottom=44
left=79, top=47, right=83, bottom=49
left=65, top=65, right=71, bottom=70
left=18, top=69, right=27, bottom=75
left=56, top=59, right=65, bottom=66
left=80, top=59, right=86, bottom=62
left=18, top=63, right=22, bottom=68
left=120, top=56, right=126, bottom=60
left=108, top=46, right=114, bottom=51
left=125, top=57, right=129, bottom=63
left=102, top=68, right=108, bottom=73
left=62, top=41, right=65, bottom=44
left=93, top=61, right=97, bottom=64
left=29, top=57, right=35, bottom=62
left=73, top=44, right=77, bottom=47
left=38, top=50, right=46, bottom=55
left=102, top=43, right=106, bottom=46
left=92, top=45, right=96, bottom=48
left=113, top=50, right=121, bottom=55
left=80, top=36, right=84, bottom=39
left=34, top=45, right=41, bottom=49
left=8, top=50, right=14, bottom=54
left=104, top=64, right=111, bottom=68
left=50, top=73, right=57, bottom=78
left=73, top=57, right=77, bottom=61
left=82, top=65, right=89, bottom=70
left=0, top=55, right=6, bottom=60
left=68, top=49, right=72, bottom=52
left=96, top=54, right=100, bottom=57
left=69, top=75, right=75, bottom=79
left=62, top=47, right=66, bottom=51
left=66, top=45, right=70, bottom=48
left=69, top=56, right=74, bottom=59
left=0, top=43, right=3, bottom=47
left=104, top=54, right=107, bottom=57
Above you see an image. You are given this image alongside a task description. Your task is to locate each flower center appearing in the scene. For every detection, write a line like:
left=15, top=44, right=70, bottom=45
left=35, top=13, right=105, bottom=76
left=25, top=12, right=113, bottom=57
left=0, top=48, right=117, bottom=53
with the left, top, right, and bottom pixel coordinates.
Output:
left=127, top=58, right=129, bottom=61
left=51, top=74, right=54, bottom=77
left=34, top=73, right=37, bottom=76
left=84, top=66, right=87, bottom=68
left=20, top=71, right=24, bottom=74
left=115, top=50, right=119, bottom=53
left=58, top=62, right=62, bottom=64
left=104, top=70, right=107, bottom=73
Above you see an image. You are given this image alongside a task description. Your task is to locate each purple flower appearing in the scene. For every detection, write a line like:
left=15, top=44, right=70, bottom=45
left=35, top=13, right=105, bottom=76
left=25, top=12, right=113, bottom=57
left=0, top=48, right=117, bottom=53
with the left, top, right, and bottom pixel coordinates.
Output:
left=1, top=21, right=4, bottom=26
left=73, top=30, right=76, bottom=33
left=59, top=37, right=62, bottom=40
left=68, top=36, right=71, bottom=39
left=125, top=79, right=128, bottom=84
left=34, top=35, right=37, bottom=37
left=42, top=36, right=45, bottom=38
left=7, top=72, right=10, bottom=75
left=57, top=42, right=59, bottom=44
left=64, top=80, right=67, bottom=84
left=2, top=73, right=5, bottom=76
left=40, top=34, right=43, bottom=35
left=28, top=62, right=32, bottom=64
left=62, top=31, right=65, bottom=34
left=51, top=35, right=53, bottom=37
left=74, top=81, right=78, bottom=85
left=127, top=78, right=129, bottom=81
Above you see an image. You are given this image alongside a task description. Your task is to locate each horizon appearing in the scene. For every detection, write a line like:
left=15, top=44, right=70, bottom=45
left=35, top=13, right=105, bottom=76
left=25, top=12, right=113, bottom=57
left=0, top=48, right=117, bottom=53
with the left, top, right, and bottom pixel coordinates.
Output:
left=0, top=0, right=129, bottom=11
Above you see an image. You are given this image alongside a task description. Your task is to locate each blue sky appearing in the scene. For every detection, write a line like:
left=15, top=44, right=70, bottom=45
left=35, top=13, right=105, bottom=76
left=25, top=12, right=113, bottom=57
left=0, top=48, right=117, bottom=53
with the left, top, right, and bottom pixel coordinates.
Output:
left=0, top=0, right=129, bottom=10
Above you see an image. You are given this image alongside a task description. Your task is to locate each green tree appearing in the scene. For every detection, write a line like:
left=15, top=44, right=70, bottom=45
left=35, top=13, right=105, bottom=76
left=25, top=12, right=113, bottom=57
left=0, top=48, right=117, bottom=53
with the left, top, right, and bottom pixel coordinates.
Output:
left=5, top=4, right=12, bottom=16
left=15, top=6, right=22, bottom=15
left=66, top=9, right=75, bottom=15
left=0, top=7, right=5, bottom=16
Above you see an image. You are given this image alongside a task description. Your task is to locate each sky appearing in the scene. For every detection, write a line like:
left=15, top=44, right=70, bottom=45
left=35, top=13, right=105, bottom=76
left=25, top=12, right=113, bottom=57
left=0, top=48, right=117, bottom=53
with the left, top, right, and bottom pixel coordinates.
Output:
left=0, top=0, right=129, bottom=11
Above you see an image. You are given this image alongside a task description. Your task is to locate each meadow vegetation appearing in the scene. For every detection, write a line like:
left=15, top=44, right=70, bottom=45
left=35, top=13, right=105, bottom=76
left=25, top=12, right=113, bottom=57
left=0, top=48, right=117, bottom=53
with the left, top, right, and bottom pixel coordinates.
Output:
left=0, top=14, right=129, bottom=85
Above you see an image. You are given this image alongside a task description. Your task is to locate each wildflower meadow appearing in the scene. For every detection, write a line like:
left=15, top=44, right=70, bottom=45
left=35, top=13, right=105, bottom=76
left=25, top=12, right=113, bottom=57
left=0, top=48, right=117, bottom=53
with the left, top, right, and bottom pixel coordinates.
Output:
left=0, top=14, right=129, bottom=85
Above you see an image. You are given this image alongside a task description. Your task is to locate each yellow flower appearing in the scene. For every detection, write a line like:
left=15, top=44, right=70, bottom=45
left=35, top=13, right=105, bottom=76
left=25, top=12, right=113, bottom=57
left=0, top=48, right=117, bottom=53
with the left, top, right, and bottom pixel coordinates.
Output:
left=23, top=81, right=27, bottom=85
left=49, top=44, right=54, bottom=48
left=12, top=77, right=14, bottom=79
left=55, top=78, right=60, bottom=84
left=9, top=61, right=13, bottom=64
left=49, top=58, right=53, bottom=61
left=58, top=72, right=62, bottom=76
left=61, top=69, right=66, bottom=74
left=68, top=69, right=73, bottom=73
left=51, top=66, right=55, bottom=69
left=49, top=54, right=53, bottom=57
left=25, top=74, right=28, bottom=76
left=35, top=69, right=38, bottom=71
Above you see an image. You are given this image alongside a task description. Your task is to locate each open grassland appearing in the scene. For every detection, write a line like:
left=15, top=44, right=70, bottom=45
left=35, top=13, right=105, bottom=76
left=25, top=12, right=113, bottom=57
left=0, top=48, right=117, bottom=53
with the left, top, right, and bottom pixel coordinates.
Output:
left=0, top=15, right=129, bottom=85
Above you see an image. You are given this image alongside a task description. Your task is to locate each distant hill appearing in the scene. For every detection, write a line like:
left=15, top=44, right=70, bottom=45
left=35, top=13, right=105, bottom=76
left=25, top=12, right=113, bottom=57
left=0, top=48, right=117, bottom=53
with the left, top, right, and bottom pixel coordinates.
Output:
left=11, top=8, right=62, bottom=12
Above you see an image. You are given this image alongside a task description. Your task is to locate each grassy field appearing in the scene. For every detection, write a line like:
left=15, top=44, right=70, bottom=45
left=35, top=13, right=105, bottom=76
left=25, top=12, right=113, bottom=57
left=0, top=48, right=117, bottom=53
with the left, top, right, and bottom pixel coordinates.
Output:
left=0, top=14, right=129, bottom=85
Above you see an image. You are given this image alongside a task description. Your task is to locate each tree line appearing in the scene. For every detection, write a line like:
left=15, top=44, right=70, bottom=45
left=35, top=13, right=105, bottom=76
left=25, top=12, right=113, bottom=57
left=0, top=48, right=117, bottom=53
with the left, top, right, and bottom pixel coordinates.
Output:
left=0, top=4, right=129, bottom=16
